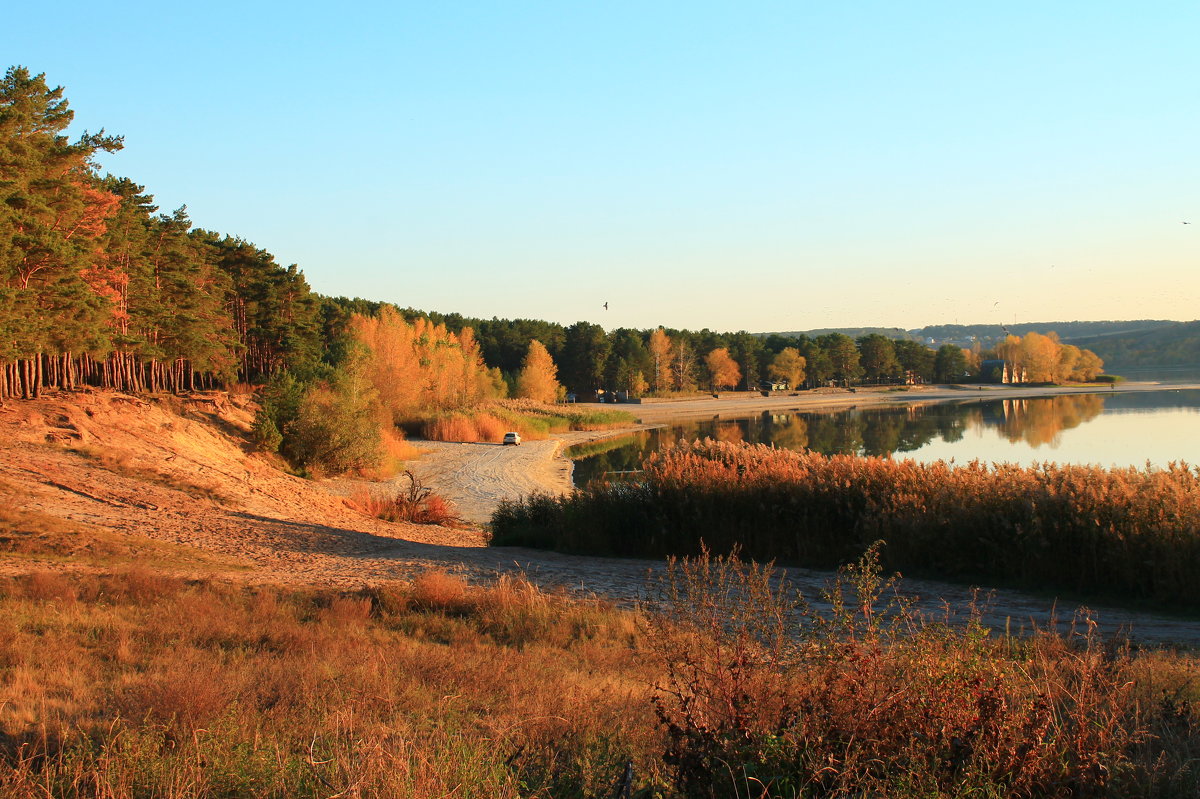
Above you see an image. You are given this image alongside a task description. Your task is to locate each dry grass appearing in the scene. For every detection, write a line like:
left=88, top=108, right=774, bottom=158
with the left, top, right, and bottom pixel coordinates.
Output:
left=418, top=401, right=633, bottom=443
left=0, top=558, right=1195, bottom=797
left=359, top=426, right=426, bottom=480
left=421, top=410, right=518, bottom=443
left=0, top=568, right=655, bottom=798
left=644, top=547, right=1200, bottom=798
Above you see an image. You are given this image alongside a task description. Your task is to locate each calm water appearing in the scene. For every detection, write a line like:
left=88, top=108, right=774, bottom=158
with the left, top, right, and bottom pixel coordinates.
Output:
left=568, top=389, right=1200, bottom=486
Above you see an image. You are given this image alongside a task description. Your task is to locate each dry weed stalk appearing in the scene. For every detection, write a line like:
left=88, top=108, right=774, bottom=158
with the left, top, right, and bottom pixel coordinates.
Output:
left=349, top=471, right=466, bottom=528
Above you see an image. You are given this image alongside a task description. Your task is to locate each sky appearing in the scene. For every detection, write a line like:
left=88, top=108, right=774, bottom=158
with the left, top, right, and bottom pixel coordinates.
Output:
left=4, top=1, right=1197, bottom=333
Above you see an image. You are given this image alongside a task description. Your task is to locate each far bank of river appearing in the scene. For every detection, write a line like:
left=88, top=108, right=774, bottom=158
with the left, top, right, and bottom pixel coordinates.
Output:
left=567, top=382, right=1200, bottom=485
left=610, top=380, right=1200, bottom=422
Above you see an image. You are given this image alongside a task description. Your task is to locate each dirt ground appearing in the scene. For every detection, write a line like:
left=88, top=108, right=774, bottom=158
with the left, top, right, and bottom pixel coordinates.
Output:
left=403, top=427, right=656, bottom=524
left=2, top=388, right=1197, bottom=646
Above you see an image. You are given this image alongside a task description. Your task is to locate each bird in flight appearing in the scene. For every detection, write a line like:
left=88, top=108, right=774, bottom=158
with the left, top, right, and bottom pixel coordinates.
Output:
left=1184, top=221, right=1192, bottom=225
left=603, top=302, right=608, bottom=310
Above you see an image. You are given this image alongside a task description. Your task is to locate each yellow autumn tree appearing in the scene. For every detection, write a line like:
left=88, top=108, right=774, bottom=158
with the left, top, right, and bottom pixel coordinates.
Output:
left=995, top=331, right=1104, bottom=384
left=1070, top=349, right=1104, bottom=381
left=516, top=339, right=561, bottom=403
left=648, top=327, right=673, bottom=394
left=349, top=306, right=491, bottom=421
left=704, top=347, right=742, bottom=391
left=350, top=306, right=420, bottom=422
left=768, top=347, right=807, bottom=389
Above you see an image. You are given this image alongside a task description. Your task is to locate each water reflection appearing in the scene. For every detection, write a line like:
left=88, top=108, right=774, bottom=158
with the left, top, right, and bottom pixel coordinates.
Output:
left=567, top=390, right=1200, bottom=485
left=989, top=395, right=1104, bottom=447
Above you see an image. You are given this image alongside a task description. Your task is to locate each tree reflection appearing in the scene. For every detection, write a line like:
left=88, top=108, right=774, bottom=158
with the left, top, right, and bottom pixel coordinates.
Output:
left=994, top=394, right=1105, bottom=448
left=770, top=415, right=809, bottom=452
left=569, top=393, right=1115, bottom=484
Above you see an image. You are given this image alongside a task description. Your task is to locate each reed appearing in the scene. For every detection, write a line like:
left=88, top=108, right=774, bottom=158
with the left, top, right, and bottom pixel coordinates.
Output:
left=645, top=548, right=1200, bottom=797
left=492, top=439, right=1200, bottom=606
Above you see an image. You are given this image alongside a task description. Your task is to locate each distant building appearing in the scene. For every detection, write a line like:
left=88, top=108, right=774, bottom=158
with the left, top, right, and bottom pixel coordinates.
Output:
left=980, top=359, right=1026, bottom=384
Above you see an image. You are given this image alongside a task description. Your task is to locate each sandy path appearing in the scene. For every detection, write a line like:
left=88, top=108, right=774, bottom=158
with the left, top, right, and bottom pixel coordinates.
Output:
left=407, top=439, right=572, bottom=524
left=405, top=428, right=656, bottom=524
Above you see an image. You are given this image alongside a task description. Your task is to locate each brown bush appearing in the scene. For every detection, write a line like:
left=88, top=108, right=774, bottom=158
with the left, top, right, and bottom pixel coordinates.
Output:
left=409, top=570, right=470, bottom=612
left=349, top=471, right=466, bottom=527
left=645, top=547, right=1183, bottom=798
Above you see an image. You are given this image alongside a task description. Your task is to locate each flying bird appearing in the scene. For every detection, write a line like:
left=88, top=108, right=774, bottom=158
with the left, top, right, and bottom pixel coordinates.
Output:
left=1184, top=221, right=1192, bottom=225
left=603, top=302, right=608, bottom=310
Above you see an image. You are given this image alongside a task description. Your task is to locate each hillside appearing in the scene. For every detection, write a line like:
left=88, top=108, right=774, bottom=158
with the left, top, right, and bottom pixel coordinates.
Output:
left=0, top=390, right=485, bottom=586
left=1065, top=320, right=1200, bottom=369
left=761, top=319, right=1200, bottom=371
left=766, top=320, right=1180, bottom=345
left=915, top=320, right=1180, bottom=342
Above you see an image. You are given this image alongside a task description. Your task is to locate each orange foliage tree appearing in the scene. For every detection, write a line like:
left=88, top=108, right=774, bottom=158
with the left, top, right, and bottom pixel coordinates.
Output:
left=995, top=331, right=1104, bottom=383
left=704, top=347, right=742, bottom=391
left=515, top=339, right=562, bottom=403
left=349, top=306, right=491, bottom=422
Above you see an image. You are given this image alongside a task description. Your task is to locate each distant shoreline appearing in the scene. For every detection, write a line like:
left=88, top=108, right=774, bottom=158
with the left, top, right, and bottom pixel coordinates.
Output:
left=571, top=381, right=1200, bottom=424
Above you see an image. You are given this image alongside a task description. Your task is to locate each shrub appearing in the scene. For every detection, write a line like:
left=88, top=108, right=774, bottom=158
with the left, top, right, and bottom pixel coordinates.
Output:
left=285, top=377, right=382, bottom=475
left=250, top=409, right=283, bottom=452
left=349, top=471, right=466, bottom=527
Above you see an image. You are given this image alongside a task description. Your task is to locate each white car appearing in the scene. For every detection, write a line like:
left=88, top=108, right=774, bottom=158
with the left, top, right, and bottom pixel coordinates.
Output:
left=502, top=432, right=522, bottom=446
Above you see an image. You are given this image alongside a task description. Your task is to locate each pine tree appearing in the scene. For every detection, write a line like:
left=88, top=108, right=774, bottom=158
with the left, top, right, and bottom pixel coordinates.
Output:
left=0, top=66, right=122, bottom=396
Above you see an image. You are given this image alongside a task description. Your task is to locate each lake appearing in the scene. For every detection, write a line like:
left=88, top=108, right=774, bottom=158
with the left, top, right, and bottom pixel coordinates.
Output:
left=567, top=388, right=1200, bottom=486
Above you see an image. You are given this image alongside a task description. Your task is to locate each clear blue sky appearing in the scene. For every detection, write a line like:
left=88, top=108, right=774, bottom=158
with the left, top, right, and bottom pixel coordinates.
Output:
left=5, top=1, right=1197, bottom=333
